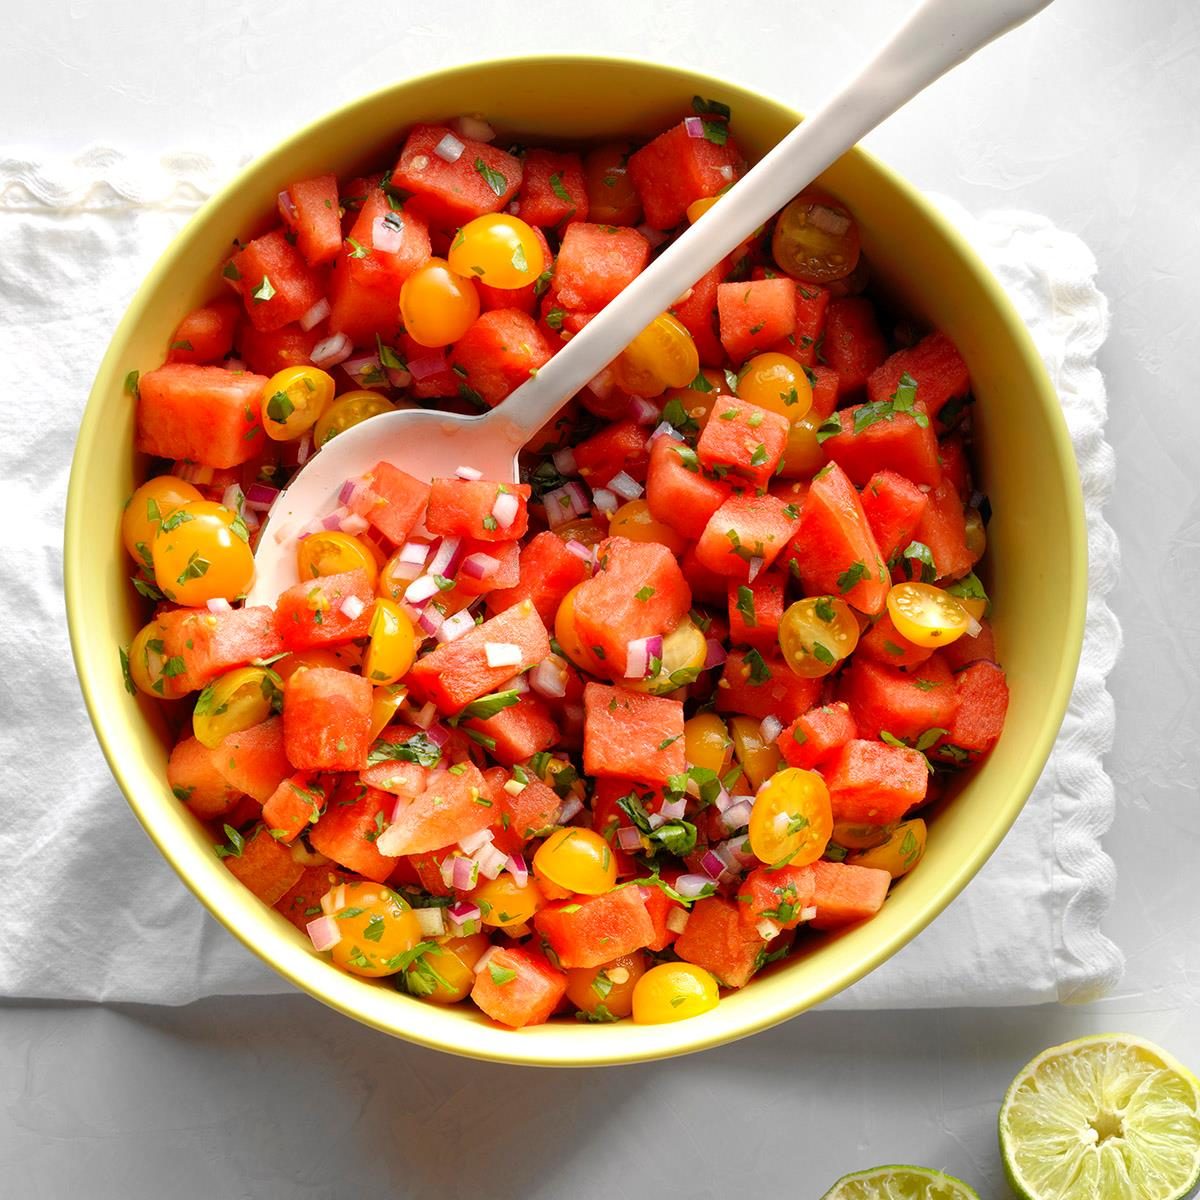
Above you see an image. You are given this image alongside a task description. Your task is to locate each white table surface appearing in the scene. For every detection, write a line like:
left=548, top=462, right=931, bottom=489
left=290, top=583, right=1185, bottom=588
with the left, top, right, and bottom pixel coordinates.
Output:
left=4, top=0, right=1200, bottom=1195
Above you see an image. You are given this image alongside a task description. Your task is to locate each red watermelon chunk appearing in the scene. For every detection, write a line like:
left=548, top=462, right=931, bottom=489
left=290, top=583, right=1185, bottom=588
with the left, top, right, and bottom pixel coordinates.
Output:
left=716, top=649, right=822, bottom=724
left=426, top=477, right=530, bottom=542
left=778, top=702, right=858, bottom=770
left=694, top=493, right=798, bottom=580
left=344, top=190, right=431, bottom=288
left=931, top=661, right=1009, bottom=764
left=627, top=120, right=744, bottom=230
left=696, top=393, right=789, bottom=487
left=347, top=461, right=430, bottom=547
left=582, top=683, right=685, bottom=785
left=283, top=667, right=372, bottom=771
left=307, top=778, right=398, bottom=882
left=374, top=762, right=492, bottom=856
left=273, top=569, right=374, bottom=651
left=214, top=716, right=292, bottom=804
left=470, top=946, right=566, bottom=1028
left=822, top=738, right=928, bottom=824
left=230, top=229, right=323, bottom=333
left=449, top=310, right=554, bottom=409
left=534, top=888, right=656, bottom=969
left=485, top=531, right=591, bottom=625
left=278, top=173, right=342, bottom=267
left=867, top=332, right=969, bottom=422
left=462, top=694, right=558, bottom=767
left=223, top=825, right=304, bottom=906
left=673, top=896, right=763, bottom=989
left=726, top=572, right=785, bottom=652
left=839, top=655, right=959, bottom=743
left=167, top=735, right=242, bottom=820
left=261, top=773, right=326, bottom=844
left=823, top=297, right=887, bottom=396
left=645, top=434, right=732, bottom=541
left=160, top=605, right=282, bottom=691
left=553, top=222, right=651, bottom=311
left=860, top=470, right=930, bottom=562
left=166, top=298, right=241, bottom=365
left=717, top=278, right=797, bottom=363
left=516, top=148, right=588, bottom=227
left=807, top=860, right=892, bottom=929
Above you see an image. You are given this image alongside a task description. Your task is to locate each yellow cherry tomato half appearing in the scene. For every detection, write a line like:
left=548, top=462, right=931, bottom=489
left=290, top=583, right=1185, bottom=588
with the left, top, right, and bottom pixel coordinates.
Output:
left=848, top=818, right=927, bottom=878
left=736, top=352, right=814, bottom=422
left=626, top=616, right=708, bottom=696
left=122, top=475, right=203, bottom=570
left=399, top=257, right=480, bottom=348
left=126, top=619, right=179, bottom=699
left=686, top=195, right=721, bottom=223
left=886, top=582, right=973, bottom=648
left=533, top=827, right=617, bottom=896
left=296, top=530, right=378, bottom=586
left=192, top=666, right=281, bottom=749
left=405, top=933, right=489, bottom=1004
left=554, top=583, right=605, bottom=675
left=361, top=599, right=416, bottom=686
left=963, top=507, right=987, bottom=563
left=368, top=683, right=409, bottom=740
left=611, top=312, right=700, bottom=398
left=312, top=390, right=395, bottom=448
left=473, top=874, right=545, bottom=928
left=684, top=712, right=732, bottom=777
left=324, top=882, right=422, bottom=978
left=771, top=189, right=862, bottom=284
left=151, top=500, right=254, bottom=605
left=728, top=715, right=784, bottom=791
left=260, top=365, right=335, bottom=441
left=553, top=517, right=609, bottom=548
left=566, top=952, right=647, bottom=1021
left=777, top=409, right=828, bottom=478
left=831, top=821, right=896, bottom=851
left=608, top=498, right=686, bottom=556
left=747, top=767, right=833, bottom=868
left=632, top=962, right=719, bottom=1024
left=448, top=213, right=544, bottom=289
left=778, top=595, right=860, bottom=679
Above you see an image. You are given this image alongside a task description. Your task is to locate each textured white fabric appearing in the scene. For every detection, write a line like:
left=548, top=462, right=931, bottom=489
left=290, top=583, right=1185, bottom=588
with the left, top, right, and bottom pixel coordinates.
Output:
left=0, top=151, right=1123, bottom=1007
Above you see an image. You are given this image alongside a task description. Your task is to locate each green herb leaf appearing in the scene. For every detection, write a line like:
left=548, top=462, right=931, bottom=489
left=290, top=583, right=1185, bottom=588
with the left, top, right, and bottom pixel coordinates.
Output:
left=488, top=963, right=518, bottom=986
left=816, top=415, right=844, bottom=444
left=266, top=390, right=295, bottom=424
left=462, top=690, right=522, bottom=721
left=735, top=585, right=757, bottom=627
left=366, top=731, right=442, bottom=767
left=124, top=369, right=140, bottom=398
left=744, top=648, right=771, bottom=685
left=214, top=824, right=244, bottom=859
left=474, top=158, right=507, bottom=197
left=836, top=561, right=867, bottom=593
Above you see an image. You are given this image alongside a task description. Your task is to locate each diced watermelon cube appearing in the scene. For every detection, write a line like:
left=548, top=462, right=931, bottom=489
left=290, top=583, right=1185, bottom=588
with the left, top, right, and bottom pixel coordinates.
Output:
left=463, top=694, right=559, bottom=767
left=166, top=297, right=241, bottom=365
left=261, top=773, right=326, bottom=844
left=448, top=309, right=553, bottom=408
left=930, top=661, right=1009, bottom=764
left=553, top=222, right=651, bottom=311
left=627, top=120, right=744, bottom=230
left=534, top=888, right=657, bottom=970
left=735, top=864, right=816, bottom=932
left=694, top=493, right=798, bottom=580
left=573, top=418, right=651, bottom=487
left=167, top=735, right=241, bottom=820
left=279, top=173, right=342, bottom=267
left=867, top=332, right=969, bottom=421
left=470, top=947, right=566, bottom=1028
left=807, top=860, right=892, bottom=929
left=231, top=229, right=324, bottom=332
left=697, top=393, right=789, bottom=487
left=911, top=480, right=974, bottom=582
left=839, top=655, right=959, bottom=743
left=770, top=281, right=830, bottom=368
left=822, top=738, right=928, bottom=824
left=307, top=778, right=398, bottom=882
left=223, top=825, right=304, bottom=906
left=670, top=261, right=727, bottom=366
left=425, top=477, right=530, bottom=542
left=717, top=278, right=797, bottom=362
left=327, top=256, right=403, bottom=344
left=823, top=297, right=887, bottom=395
left=348, top=461, right=430, bottom=547
left=582, top=683, right=685, bottom=786
left=516, top=148, right=588, bottom=227
left=822, top=403, right=942, bottom=489
left=726, top=572, right=785, bottom=652
left=214, top=716, right=292, bottom=804
left=375, top=762, right=492, bottom=856
left=283, top=666, right=372, bottom=771
left=344, top=190, right=432, bottom=288
left=716, top=649, right=823, bottom=724
left=939, top=621, right=997, bottom=672
left=160, top=605, right=282, bottom=691
left=645, top=434, right=731, bottom=541
left=673, top=896, right=763, bottom=989
left=857, top=611, right=935, bottom=669
left=273, top=569, right=374, bottom=651
left=860, top=470, right=930, bottom=562
left=485, top=531, right=591, bottom=625
left=236, top=322, right=320, bottom=377
left=778, top=702, right=858, bottom=770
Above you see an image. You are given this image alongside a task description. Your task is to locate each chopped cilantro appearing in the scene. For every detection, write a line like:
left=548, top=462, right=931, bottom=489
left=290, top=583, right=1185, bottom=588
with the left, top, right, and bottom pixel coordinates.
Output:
left=474, top=158, right=507, bottom=197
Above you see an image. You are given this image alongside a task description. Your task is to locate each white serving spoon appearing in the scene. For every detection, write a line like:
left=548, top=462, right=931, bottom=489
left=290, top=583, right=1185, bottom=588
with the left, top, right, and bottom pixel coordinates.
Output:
left=247, top=0, right=1052, bottom=604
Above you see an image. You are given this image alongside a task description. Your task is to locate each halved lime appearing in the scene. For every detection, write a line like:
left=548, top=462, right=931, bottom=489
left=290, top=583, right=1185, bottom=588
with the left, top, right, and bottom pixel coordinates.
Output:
left=819, top=1165, right=980, bottom=1199
left=999, top=1034, right=1200, bottom=1200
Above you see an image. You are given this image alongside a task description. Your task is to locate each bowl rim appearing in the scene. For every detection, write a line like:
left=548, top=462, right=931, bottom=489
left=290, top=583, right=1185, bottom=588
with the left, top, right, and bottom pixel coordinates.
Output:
left=65, top=51, right=1087, bottom=1066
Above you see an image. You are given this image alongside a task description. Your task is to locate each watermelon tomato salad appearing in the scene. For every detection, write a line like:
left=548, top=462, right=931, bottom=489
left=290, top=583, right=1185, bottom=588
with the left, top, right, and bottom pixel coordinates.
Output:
left=119, top=102, right=1008, bottom=1029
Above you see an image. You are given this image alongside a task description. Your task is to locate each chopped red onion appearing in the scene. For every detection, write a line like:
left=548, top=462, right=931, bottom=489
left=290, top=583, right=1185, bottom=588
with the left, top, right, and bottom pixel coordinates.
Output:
left=506, top=854, right=529, bottom=888
left=206, top=597, right=233, bottom=614
left=454, top=464, right=483, bottom=481
left=319, top=882, right=347, bottom=916
left=616, top=826, right=643, bottom=852
left=810, top=204, right=851, bottom=236
left=592, top=487, right=618, bottom=516
left=529, top=656, right=567, bottom=699
left=563, top=541, right=593, bottom=569
left=439, top=610, right=476, bottom=643
left=625, top=634, right=664, bottom=680
left=557, top=795, right=584, bottom=825
left=964, top=613, right=983, bottom=638
left=543, top=483, right=589, bottom=528
left=451, top=859, right=480, bottom=893
left=587, top=367, right=616, bottom=399
left=458, top=828, right=495, bottom=856
left=491, top=490, right=520, bottom=530
left=398, top=541, right=431, bottom=567
left=650, top=421, right=683, bottom=443
left=223, top=356, right=248, bottom=372
left=721, top=799, right=754, bottom=833
left=434, top=131, right=466, bottom=162
left=448, top=897, right=481, bottom=925
left=345, top=354, right=386, bottom=390
left=413, top=700, right=438, bottom=730
left=298, top=297, right=330, bottom=331
left=311, top=332, right=353, bottom=368
left=647, top=811, right=666, bottom=830
left=427, top=535, right=464, bottom=579
left=666, top=908, right=690, bottom=935
left=277, top=189, right=298, bottom=224
left=715, top=835, right=757, bottom=870
left=473, top=946, right=499, bottom=976
left=424, top=724, right=450, bottom=748
left=800, top=905, right=817, bottom=922
left=473, top=842, right=508, bottom=880
left=684, top=116, right=705, bottom=138
left=450, top=114, right=496, bottom=142
left=756, top=917, right=782, bottom=941
left=719, top=164, right=736, bottom=182
left=607, top=471, right=643, bottom=501
left=704, top=639, right=727, bottom=670
left=629, top=397, right=661, bottom=426
left=510, top=672, right=530, bottom=695
left=713, top=785, right=733, bottom=813
left=372, top=214, right=405, bottom=254
left=306, top=915, right=341, bottom=952
left=699, top=849, right=727, bottom=880
left=244, top=483, right=279, bottom=511
left=660, top=794, right=688, bottom=822
left=404, top=575, right=440, bottom=605
left=414, top=907, right=446, bottom=937
left=339, top=594, right=365, bottom=621
left=388, top=560, right=425, bottom=586
left=760, top=715, right=783, bottom=744
left=387, top=366, right=412, bottom=388
left=504, top=778, right=527, bottom=797
left=675, top=873, right=715, bottom=899
left=408, top=350, right=447, bottom=381
left=338, top=512, right=369, bottom=535
left=296, top=433, right=312, bottom=465
left=552, top=447, right=577, bottom=475
left=747, top=555, right=764, bottom=583
left=221, top=483, right=246, bottom=514
left=416, top=607, right=444, bottom=638
left=484, top=641, right=522, bottom=669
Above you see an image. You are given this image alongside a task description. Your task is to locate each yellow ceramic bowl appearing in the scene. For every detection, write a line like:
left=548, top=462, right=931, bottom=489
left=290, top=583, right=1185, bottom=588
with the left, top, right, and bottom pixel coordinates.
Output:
left=65, top=56, right=1085, bottom=1066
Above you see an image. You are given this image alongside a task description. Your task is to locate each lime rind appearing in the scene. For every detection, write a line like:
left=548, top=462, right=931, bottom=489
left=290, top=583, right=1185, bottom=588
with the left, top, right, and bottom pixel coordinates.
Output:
left=999, top=1033, right=1200, bottom=1200
left=820, top=1164, right=980, bottom=1199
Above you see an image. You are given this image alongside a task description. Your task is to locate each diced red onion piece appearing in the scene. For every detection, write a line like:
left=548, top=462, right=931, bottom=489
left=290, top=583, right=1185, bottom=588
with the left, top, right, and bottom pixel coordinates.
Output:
left=298, top=297, right=330, bottom=332
left=296, top=434, right=312, bottom=465
left=424, top=723, right=450, bottom=748
left=557, top=795, right=584, bottom=825
left=386, top=366, right=411, bottom=388
left=616, top=826, right=643, bottom=852
left=458, top=828, right=495, bottom=855
left=450, top=114, right=495, bottom=142
left=747, top=556, right=764, bottom=583
left=408, top=350, right=447, bottom=381
left=338, top=512, right=369, bottom=535
left=607, top=471, right=643, bottom=501
left=699, top=849, right=727, bottom=880
left=319, top=883, right=347, bottom=917
left=427, top=535, right=464, bottom=579
left=371, top=215, right=405, bottom=254
left=416, top=607, right=444, bottom=637
left=552, top=447, right=577, bottom=475
left=454, top=464, right=483, bottom=481
left=311, top=332, right=353, bottom=368
left=504, top=778, right=527, bottom=797
left=660, top=794, right=688, bottom=822
left=473, top=946, right=499, bottom=976
left=414, top=907, right=446, bottom=937
left=810, top=204, right=851, bottom=236
left=684, top=116, right=705, bottom=138
left=491, top=490, right=520, bottom=530
left=800, top=905, right=817, bottom=922
left=587, top=367, right=615, bottom=399
left=647, top=812, right=666, bottom=830
left=244, top=483, right=280, bottom=511
left=506, top=854, right=529, bottom=888
left=721, top=799, right=754, bottom=833
left=434, top=131, right=466, bottom=162
left=439, top=609, right=476, bottom=643
left=398, top=541, right=430, bottom=566
left=675, top=873, right=714, bottom=899
left=448, top=897, right=481, bottom=924
left=719, top=164, right=736, bottom=182
left=713, top=785, right=733, bottom=813
left=563, top=539, right=594, bottom=566
left=964, top=613, right=983, bottom=638
left=221, top=483, right=246, bottom=513
left=591, top=487, right=618, bottom=516
left=624, top=634, right=664, bottom=680
left=484, top=641, right=522, bottom=669
left=345, top=354, right=385, bottom=390
left=339, top=594, right=365, bottom=621
left=704, top=639, right=727, bottom=670
left=405, top=574, right=441, bottom=605
left=629, top=397, right=661, bottom=426
left=206, top=597, right=233, bottom=614
left=756, top=918, right=782, bottom=941
left=650, top=421, right=682, bottom=443
left=321, top=508, right=348, bottom=532
left=277, top=189, right=299, bottom=224
left=529, top=655, right=567, bottom=699
left=666, top=908, right=690, bottom=935
left=413, top=700, right=438, bottom=730
left=305, top=915, right=341, bottom=952
left=760, top=715, right=783, bottom=744
left=510, top=672, right=530, bottom=695
left=451, top=859, right=480, bottom=893
left=473, top=842, right=508, bottom=880
left=714, top=836, right=756, bottom=871
left=388, top=560, right=424, bottom=585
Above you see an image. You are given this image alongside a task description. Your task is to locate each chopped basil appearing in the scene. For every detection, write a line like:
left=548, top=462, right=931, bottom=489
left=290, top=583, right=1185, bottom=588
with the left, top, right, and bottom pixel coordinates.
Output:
left=816, top=415, right=844, bottom=444
left=749, top=443, right=768, bottom=467
left=213, top=823, right=244, bottom=859
left=118, top=646, right=136, bottom=695
left=743, top=647, right=770, bottom=685
left=366, top=731, right=442, bottom=767
left=811, top=642, right=835, bottom=667
left=345, top=237, right=370, bottom=259
left=735, top=585, right=757, bottom=627
left=462, top=689, right=522, bottom=720
left=814, top=595, right=836, bottom=623
left=836, top=561, right=867, bottom=593
left=464, top=728, right=497, bottom=751
left=901, top=540, right=937, bottom=583
left=548, top=172, right=573, bottom=205
left=221, top=260, right=241, bottom=281
left=266, top=390, right=294, bottom=424
left=488, top=963, right=518, bottom=986
left=474, top=158, right=507, bottom=197
left=545, top=307, right=566, bottom=331
left=634, top=586, right=655, bottom=603
left=123, top=370, right=140, bottom=398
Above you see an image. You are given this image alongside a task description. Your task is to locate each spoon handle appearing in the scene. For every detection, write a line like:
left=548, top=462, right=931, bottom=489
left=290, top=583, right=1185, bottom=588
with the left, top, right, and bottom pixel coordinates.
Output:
left=484, top=0, right=1053, bottom=449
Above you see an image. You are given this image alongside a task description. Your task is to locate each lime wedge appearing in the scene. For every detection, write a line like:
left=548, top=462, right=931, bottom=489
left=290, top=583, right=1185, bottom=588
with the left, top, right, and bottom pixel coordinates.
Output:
left=999, top=1034, right=1200, bottom=1200
left=819, top=1166, right=979, bottom=1199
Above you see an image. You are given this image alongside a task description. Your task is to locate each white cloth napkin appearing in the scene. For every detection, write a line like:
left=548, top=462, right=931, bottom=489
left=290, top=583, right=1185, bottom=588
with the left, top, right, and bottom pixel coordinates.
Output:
left=0, top=148, right=1123, bottom=1008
